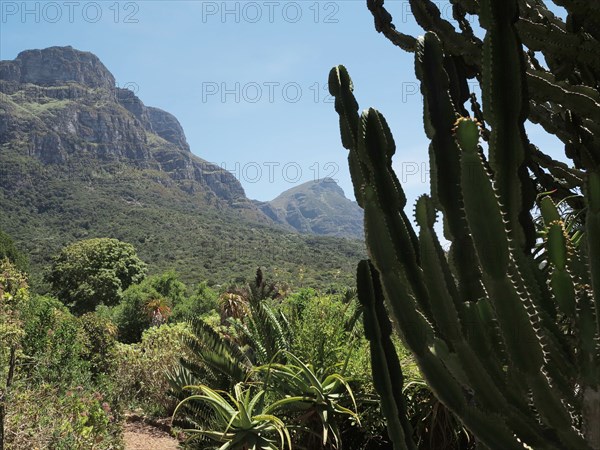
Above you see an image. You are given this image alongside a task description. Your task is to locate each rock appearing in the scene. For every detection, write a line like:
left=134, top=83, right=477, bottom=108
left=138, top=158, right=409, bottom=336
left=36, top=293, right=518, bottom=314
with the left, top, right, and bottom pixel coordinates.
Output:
left=0, top=46, right=246, bottom=202
left=147, top=107, right=190, bottom=152
left=1, top=46, right=116, bottom=89
left=266, top=178, right=364, bottom=239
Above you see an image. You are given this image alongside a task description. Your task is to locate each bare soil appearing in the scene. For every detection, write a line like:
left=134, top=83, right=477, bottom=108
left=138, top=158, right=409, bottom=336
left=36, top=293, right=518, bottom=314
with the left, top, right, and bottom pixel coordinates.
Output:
left=123, top=418, right=180, bottom=450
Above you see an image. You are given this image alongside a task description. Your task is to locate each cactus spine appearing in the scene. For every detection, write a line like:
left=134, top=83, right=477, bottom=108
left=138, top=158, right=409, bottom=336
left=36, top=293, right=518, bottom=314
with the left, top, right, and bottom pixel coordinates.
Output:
left=331, top=0, right=600, bottom=448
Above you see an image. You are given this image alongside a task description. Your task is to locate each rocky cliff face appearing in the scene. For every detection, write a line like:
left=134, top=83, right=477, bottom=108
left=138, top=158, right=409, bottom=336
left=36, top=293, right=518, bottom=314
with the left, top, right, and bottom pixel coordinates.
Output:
left=0, top=46, right=245, bottom=202
left=0, top=46, right=364, bottom=252
left=0, top=46, right=366, bottom=288
left=262, top=178, right=364, bottom=239
left=0, top=46, right=115, bottom=89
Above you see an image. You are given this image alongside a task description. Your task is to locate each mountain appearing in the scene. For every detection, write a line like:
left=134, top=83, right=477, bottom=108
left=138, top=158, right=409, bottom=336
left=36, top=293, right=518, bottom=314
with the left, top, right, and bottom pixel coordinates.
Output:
left=257, top=178, right=363, bottom=239
left=0, top=46, right=364, bottom=288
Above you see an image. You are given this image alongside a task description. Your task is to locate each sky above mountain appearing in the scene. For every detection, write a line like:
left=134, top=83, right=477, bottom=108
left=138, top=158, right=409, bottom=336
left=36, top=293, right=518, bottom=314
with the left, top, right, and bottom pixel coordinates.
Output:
left=1, top=1, right=567, bottom=204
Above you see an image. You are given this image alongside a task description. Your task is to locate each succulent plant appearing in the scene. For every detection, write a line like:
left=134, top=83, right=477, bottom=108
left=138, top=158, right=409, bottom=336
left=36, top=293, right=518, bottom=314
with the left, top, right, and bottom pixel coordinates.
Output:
left=329, top=0, right=600, bottom=448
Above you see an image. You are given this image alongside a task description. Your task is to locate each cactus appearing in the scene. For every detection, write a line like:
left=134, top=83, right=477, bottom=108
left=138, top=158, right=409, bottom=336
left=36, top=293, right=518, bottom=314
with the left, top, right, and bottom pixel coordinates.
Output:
left=330, top=0, right=600, bottom=449
left=366, top=0, right=599, bottom=214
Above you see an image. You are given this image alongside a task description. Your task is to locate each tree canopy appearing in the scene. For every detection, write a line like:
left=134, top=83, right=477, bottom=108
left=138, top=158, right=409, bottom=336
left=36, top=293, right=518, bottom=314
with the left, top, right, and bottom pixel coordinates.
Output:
left=0, top=230, right=28, bottom=273
left=46, top=238, right=147, bottom=314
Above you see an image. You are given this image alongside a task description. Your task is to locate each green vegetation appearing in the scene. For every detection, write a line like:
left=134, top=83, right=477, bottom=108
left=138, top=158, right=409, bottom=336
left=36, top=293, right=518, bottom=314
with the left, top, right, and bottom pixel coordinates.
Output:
left=0, top=232, right=391, bottom=449
left=0, top=231, right=27, bottom=273
left=174, top=383, right=292, bottom=450
left=2, top=0, right=596, bottom=448
left=0, top=72, right=365, bottom=291
left=46, top=238, right=147, bottom=314
left=0, top=155, right=364, bottom=290
left=329, top=0, right=600, bottom=448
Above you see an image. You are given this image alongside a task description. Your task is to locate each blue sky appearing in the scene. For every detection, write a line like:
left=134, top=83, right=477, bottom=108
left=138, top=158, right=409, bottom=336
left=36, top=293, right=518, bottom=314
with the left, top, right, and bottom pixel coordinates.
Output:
left=1, top=0, right=564, bottom=206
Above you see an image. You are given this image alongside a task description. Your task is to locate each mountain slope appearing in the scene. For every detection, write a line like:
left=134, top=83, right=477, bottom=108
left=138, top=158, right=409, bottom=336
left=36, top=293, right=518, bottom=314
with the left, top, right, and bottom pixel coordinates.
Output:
left=258, top=178, right=363, bottom=239
left=0, top=46, right=364, bottom=288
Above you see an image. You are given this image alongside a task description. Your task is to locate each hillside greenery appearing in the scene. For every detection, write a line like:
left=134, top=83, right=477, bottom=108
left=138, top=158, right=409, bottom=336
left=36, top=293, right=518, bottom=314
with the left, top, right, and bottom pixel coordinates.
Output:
left=0, top=152, right=365, bottom=291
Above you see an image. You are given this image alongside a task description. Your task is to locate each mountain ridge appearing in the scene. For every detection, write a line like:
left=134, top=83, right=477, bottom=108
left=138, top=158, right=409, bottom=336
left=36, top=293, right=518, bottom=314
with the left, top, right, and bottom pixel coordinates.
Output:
left=0, top=46, right=365, bottom=287
left=259, top=178, right=363, bottom=239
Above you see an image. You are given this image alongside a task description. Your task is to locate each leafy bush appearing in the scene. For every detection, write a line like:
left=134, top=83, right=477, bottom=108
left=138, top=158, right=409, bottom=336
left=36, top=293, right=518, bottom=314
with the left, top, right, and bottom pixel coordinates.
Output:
left=287, top=293, right=355, bottom=374
left=1, top=260, right=30, bottom=448
left=112, top=282, right=161, bottom=344
left=2, top=272, right=122, bottom=449
left=148, top=270, right=187, bottom=306
left=0, top=231, right=28, bottom=273
left=112, top=322, right=192, bottom=416
left=4, top=382, right=121, bottom=450
left=0, top=260, right=29, bottom=362
left=20, top=295, right=89, bottom=386
left=46, top=238, right=147, bottom=314
left=79, top=313, right=118, bottom=379
left=112, top=271, right=196, bottom=343
left=171, top=281, right=218, bottom=323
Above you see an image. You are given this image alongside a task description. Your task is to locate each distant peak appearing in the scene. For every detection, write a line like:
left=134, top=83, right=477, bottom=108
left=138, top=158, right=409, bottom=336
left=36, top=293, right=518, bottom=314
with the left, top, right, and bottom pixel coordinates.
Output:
left=315, top=177, right=339, bottom=186
left=309, top=178, right=345, bottom=195
left=1, top=46, right=115, bottom=89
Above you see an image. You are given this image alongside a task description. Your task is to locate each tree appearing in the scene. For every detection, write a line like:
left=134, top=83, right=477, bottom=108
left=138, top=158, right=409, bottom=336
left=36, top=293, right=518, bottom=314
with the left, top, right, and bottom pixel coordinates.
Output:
left=0, top=230, right=27, bottom=273
left=46, top=238, right=147, bottom=314
left=113, top=271, right=192, bottom=343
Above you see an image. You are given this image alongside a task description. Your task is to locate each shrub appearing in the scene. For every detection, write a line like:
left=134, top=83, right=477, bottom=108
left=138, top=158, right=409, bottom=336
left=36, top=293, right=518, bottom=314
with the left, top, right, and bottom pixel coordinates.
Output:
left=112, top=322, right=192, bottom=416
left=148, top=270, right=187, bottom=306
left=0, top=231, right=28, bottom=273
left=4, top=382, right=121, bottom=450
left=20, top=296, right=89, bottom=386
left=78, top=313, right=118, bottom=378
left=0, top=260, right=30, bottom=449
left=288, top=293, right=357, bottom=375
left=170, top=281, right=218, bottom=323
left=46, top=238, right=147, bottom=314
left=111, top=282, right=160, bottom=343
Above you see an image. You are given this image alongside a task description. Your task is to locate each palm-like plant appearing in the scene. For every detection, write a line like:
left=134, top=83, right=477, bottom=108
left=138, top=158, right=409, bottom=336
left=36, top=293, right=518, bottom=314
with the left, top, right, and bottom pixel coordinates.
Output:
left=144, top=296, right=171, bottom=326
left=178, top=319, right=252, bottom=390
left=233, top=268, right=291, bottom=365
left=173, top=383, right=292, bottom=450
left=219, top=292, right=248, bottom=324
left=257, top=351, right=360, bottom=449
left=176, top=269, right=290, bottom=392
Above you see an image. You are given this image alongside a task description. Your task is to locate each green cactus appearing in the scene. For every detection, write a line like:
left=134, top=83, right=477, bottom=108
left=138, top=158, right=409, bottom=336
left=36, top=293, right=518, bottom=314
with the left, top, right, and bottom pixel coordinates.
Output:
left=366, top=0, right=600, bottom=213
left=330, top=0, right=600, bottom=449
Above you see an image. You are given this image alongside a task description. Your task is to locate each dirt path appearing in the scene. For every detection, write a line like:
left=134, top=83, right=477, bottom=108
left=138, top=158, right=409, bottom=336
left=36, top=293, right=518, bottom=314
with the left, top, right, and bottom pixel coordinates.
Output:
left=123, top=419, right=180, bottom=450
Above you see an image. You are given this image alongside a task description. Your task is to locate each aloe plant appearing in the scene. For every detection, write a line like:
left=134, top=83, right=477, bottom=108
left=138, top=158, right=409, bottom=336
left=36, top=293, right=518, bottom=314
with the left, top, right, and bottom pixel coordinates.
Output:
left=173, top=383, right=292, bottom=450
left=329, top=0, right=600, bottom=448
left=256, top=351, right=359, bottom=450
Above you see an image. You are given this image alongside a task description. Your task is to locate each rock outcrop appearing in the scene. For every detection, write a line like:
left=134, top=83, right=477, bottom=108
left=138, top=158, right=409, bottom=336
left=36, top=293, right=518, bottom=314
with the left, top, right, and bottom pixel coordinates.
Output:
left=0, top=46, right=115, bottom=89
left=0, top=46, right=245, bottom=202
left=263, top=178, right=364, bottom=239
